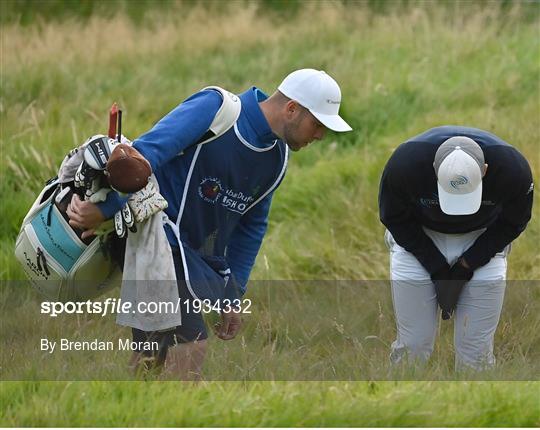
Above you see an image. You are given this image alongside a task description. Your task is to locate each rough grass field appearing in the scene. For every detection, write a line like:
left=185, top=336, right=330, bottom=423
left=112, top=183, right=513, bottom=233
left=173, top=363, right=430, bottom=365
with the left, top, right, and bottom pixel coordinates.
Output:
left=1, top=0, right=539, bottom=427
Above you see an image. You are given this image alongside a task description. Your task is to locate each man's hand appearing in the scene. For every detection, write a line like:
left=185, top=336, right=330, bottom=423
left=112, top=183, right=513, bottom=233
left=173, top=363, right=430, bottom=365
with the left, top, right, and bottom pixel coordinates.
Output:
left=431, top=263, right=453, bottom=320
left=215, top=310, right=242, bottom=340
left=67, top=193, right=105, bottom=239
left=445, top=258, right=474, bottom=317
left=450, top=257, right=474, bottom=280
left=432, top=259, right=474, bottom=320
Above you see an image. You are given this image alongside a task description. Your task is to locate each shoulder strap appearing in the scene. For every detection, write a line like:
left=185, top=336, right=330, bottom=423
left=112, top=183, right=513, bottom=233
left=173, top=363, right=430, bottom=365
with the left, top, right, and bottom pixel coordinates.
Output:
left=195, top=86, right=242, bottom=145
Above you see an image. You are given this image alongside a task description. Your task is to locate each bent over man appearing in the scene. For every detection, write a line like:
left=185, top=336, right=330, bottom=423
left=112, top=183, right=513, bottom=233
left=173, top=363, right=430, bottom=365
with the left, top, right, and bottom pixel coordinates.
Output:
left=379, top=126, right=533, bottom=370
left=67, top=69, right=352, bottom=378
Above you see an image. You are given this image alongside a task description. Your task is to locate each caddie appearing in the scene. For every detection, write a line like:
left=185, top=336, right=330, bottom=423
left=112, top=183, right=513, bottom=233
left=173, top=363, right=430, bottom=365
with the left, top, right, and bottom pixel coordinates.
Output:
left=379, top=126, right=534, bottom=370
left=66, top=68, right=352, bottom=378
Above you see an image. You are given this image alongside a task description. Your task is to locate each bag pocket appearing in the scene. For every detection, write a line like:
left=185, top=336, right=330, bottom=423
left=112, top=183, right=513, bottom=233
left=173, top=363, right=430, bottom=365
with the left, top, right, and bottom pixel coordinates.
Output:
left=30, top=203, right=87, bottom=272
left=68, top=238, right=120, bottom=301
left=15, top=222, right=68, bottom=300
left=15, top=201, right=86, bottom=300
left=21, top=179, right=60, bottom=226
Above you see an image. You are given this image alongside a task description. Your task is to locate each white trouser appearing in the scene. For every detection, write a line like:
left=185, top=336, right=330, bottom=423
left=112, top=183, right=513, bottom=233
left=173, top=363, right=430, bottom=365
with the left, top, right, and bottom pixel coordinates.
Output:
left=385, top=228, right=509, bottom=370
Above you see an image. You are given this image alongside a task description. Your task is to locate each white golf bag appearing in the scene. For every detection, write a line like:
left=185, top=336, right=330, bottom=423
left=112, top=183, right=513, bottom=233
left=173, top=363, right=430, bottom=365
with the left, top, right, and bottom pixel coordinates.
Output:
left=14, top=177, right=121, bottom=301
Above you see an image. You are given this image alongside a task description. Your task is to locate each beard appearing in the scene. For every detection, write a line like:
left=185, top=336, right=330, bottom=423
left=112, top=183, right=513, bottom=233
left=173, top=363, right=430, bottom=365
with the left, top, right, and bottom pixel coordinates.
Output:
left=282, top=116, right=306, bottom=152
left=283, top=135, right=303, bottom=152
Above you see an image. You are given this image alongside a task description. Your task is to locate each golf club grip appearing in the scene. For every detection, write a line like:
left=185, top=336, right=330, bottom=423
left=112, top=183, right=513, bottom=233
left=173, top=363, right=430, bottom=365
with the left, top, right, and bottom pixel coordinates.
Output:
left=117, top=109, right=122, bottom=142
left=108, top=103, right=118, bottom=138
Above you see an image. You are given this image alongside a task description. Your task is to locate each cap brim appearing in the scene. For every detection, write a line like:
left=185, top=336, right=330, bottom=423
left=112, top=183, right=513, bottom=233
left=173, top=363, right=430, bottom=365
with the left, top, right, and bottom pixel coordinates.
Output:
left=437, top=182, right=482, bottom=215
left=310, top=110, right=352, bottom=132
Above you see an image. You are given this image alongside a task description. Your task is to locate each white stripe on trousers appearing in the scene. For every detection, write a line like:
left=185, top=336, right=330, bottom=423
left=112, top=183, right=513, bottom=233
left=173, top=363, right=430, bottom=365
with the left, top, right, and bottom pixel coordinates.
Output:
left=385, top=228, right=509, bottom=370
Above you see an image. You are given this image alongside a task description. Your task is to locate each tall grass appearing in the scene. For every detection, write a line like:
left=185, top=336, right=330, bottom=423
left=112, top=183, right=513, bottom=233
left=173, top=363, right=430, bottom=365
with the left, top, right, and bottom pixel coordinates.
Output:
left=1, top=1, right=539, bottom=426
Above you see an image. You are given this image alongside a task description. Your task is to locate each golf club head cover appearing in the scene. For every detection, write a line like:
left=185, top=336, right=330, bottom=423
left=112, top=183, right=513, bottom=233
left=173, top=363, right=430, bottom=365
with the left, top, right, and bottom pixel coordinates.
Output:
left=74, top=160, right=98, bottom=197
left=106, top=144, right=152, bottom=193
left=83, top=135, right=117, bottom=170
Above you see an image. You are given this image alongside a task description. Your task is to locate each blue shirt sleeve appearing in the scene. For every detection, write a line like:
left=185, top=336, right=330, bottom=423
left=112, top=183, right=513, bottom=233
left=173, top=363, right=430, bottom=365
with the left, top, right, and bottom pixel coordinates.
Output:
left=226, top=192, right=273, bottom=294
left=97, top=89, right=222, bottom=219
left=96, top=191, right=129, bottom=220
left=133, top=89, right=223, bottom=173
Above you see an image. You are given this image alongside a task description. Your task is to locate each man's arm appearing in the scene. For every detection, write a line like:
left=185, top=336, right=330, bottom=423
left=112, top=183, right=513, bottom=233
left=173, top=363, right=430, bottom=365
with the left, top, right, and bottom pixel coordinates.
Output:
left=131, top=90, right=222, bottom=173
left=90, top=90, right=222, bottom=221
left=226, top=193, right=273, bottom=293
left=379, top=159, right=448, bottom=276
left=462, top=160, right=534, bottom=270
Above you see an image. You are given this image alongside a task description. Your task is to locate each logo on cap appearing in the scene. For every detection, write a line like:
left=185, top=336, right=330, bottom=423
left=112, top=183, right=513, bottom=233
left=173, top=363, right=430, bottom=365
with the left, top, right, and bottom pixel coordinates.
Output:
left=277, top=68, right=352, bottom=132
left=450, top=176, right=469, bottom=190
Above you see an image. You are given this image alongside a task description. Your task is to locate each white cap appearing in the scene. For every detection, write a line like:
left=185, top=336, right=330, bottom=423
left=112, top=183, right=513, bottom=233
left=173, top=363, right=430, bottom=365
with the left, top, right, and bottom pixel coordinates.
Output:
left=278, top=69, right=352, bottom=132
left=434, top=136, right=485, bottom=215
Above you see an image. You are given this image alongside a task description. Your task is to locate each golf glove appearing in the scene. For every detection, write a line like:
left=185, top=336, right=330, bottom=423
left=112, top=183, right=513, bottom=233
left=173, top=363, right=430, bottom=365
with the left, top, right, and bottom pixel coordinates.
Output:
left=114, top=204, right=137, bottom=238
left=128, top=179, right=168, bottom=223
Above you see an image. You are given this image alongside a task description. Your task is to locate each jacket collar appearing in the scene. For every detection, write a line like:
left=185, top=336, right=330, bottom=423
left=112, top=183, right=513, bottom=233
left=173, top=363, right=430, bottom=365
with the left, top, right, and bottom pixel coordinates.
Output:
left=238, top=87, right=279, bottom=146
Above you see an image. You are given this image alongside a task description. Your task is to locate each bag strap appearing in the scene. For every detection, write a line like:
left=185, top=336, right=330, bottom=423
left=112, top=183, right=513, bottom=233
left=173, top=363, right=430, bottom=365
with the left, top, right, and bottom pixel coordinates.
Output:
left=195, top=86, right=242, bottom=145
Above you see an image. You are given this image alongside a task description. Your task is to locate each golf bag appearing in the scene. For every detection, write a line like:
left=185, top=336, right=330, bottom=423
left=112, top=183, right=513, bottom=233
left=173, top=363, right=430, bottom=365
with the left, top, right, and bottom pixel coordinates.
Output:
left=14, top=177, right=121, bottom=301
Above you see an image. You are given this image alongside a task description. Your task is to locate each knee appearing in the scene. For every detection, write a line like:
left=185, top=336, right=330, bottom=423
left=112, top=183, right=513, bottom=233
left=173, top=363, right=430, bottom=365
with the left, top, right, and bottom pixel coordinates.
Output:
left=391, top=336, right=435, bottom=364
left=169, top=338, right=208, bottom=359
left=165, top=339, right=208, bottom=380
left=455, top=336, right=495, bottom=370
left=406, top=338, right=435, bottom=359
left=190, top=339, right=208, bottom=357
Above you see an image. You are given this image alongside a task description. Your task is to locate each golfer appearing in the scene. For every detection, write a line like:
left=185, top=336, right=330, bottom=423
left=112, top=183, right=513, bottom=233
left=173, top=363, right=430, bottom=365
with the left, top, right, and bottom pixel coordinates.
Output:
left=67, top=69, right=352, bottom=378
left=379, top=126, right=533, bottom=370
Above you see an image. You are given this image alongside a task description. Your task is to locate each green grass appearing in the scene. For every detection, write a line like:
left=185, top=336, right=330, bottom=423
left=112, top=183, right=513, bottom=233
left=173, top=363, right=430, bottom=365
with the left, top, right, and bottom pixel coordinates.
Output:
left=1, top=0, right=539, bottom=426
left=1, top=381, right=539, bottom=427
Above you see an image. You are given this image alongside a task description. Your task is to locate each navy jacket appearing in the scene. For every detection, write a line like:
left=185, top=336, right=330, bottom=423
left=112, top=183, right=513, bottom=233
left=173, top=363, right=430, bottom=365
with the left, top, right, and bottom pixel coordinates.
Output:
left=379, top=126, right=533, bottom=274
